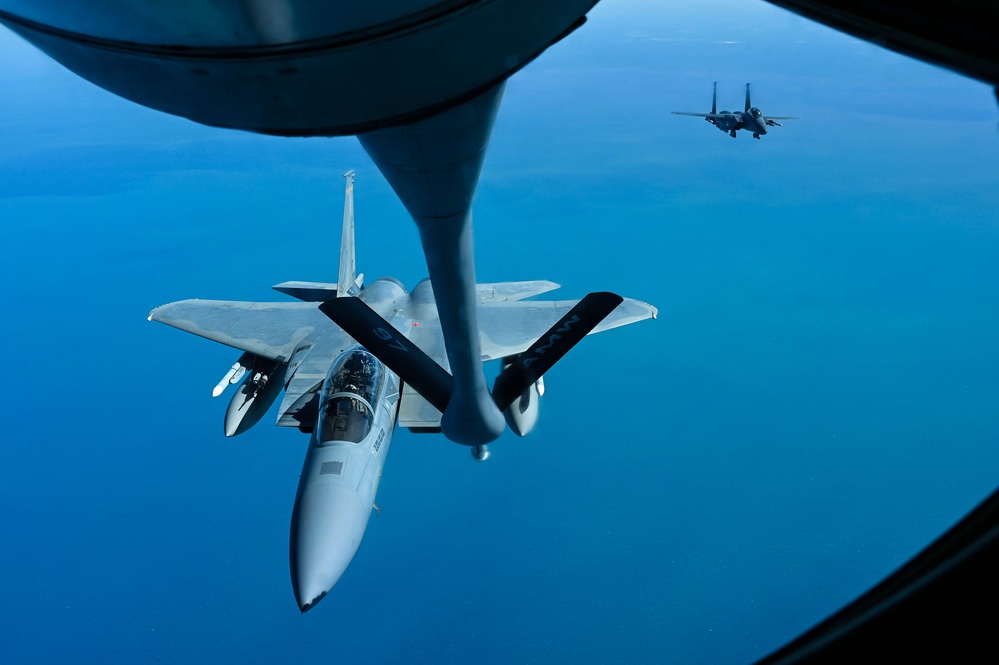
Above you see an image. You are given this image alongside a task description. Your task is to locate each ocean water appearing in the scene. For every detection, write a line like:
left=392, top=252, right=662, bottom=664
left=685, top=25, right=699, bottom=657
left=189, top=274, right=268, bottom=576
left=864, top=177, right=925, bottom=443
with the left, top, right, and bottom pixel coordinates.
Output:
left=2, top=1, right=998, bottom=664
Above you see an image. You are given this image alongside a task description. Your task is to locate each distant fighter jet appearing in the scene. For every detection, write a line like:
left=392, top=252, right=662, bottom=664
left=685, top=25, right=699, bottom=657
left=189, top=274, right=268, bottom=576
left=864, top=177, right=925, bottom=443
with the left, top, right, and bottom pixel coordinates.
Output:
left=673, top=82, right=797, bottom=139
left=148, top=171, right=657, bottom=612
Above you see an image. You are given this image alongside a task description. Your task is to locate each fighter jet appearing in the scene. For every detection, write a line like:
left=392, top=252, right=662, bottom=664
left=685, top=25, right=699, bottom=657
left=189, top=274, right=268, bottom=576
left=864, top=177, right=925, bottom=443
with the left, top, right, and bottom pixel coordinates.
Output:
left=672, top=82, right=798, bottom=139
left=0, top=2, right=606, bottom=449
left=148, top=171, right=657, bottom=612
left=1, top=9, right=603, bottom=453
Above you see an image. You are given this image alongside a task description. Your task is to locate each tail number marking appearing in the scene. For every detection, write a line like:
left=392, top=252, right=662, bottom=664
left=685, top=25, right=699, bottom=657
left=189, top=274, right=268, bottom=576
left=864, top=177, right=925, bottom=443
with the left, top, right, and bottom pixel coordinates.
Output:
left=374, top=326, right=408, bottom=352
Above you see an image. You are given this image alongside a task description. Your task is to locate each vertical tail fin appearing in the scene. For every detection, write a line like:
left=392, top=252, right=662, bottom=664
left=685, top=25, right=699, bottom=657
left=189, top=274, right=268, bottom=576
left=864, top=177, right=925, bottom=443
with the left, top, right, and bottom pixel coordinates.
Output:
left=745, top=82, right=752, bottom=112
left=712, top=81, right=717, bottom=114
left=337, top=170, right=360, bottom=297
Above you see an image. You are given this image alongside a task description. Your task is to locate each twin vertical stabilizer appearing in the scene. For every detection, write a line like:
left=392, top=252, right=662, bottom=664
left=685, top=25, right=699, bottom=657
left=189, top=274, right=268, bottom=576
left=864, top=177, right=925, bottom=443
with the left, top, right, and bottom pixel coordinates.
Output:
left=338, top=170, right=361, bottom=297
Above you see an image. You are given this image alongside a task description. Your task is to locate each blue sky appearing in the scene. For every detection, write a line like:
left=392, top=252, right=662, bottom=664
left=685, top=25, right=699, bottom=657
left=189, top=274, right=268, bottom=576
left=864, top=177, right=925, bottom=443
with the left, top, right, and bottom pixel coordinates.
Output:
left=2, top=1, right=999, bottom=663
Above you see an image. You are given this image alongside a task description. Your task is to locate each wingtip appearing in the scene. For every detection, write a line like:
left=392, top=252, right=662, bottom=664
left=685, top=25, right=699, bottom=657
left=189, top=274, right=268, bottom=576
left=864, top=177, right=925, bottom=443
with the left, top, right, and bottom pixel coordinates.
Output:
left=147, top=303, right=170, bottom=322
left=632, top=299, right=659, bottom=320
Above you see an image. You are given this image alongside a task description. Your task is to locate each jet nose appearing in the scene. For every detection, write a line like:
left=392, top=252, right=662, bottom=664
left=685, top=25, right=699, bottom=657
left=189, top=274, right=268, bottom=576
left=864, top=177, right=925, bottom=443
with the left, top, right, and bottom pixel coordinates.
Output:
left=289, top=484, right=370, bottom=612
left=756, top=117, right=768, bottom=134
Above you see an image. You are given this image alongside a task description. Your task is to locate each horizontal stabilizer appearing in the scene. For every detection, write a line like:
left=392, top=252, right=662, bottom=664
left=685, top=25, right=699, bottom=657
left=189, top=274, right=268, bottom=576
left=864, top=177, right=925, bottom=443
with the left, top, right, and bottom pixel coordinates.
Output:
left=318, top=297, right=454, bottom=413
left=272, top=281, right=340, bottom=302
left=477, top=280, right=560, bottom=302
left=491, top=292, right=623, bottom=412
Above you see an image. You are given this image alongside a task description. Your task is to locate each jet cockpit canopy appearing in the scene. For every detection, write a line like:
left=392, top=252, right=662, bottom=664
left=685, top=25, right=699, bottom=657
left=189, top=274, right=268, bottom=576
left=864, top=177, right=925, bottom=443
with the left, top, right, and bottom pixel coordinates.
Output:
left=317, top=347, right=385, bottom=445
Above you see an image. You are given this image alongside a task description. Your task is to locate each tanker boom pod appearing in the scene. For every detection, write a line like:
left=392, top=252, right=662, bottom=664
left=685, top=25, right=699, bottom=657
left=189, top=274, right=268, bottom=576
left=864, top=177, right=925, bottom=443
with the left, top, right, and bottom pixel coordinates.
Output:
left=0, top=1, right=598, bottom=136
left=224, top=357, right=282, bottom=437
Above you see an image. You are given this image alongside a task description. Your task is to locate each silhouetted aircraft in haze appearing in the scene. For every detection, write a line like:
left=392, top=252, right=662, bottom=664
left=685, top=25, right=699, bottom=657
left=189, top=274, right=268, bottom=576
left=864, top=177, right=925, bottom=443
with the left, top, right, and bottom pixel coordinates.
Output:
left=672, top=82, right=797, bottom=139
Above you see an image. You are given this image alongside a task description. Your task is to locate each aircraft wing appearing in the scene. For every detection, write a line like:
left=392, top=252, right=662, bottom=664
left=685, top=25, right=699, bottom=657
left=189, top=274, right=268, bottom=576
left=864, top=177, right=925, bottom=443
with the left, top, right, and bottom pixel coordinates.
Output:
left=395, top=293, right=657, bottom=429
left=150, top=298, right=356, bottom=429
left=671, top=112, right=725, bottom=118
left=476, top=297, right=657, bottom=361
left=765, top=116, right=799, bottom=120
left=148, top=299, right=328, bottom=362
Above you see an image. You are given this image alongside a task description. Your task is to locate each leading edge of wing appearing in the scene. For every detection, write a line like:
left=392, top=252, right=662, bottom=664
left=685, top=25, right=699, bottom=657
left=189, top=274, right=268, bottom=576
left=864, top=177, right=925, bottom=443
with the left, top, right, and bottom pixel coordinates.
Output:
left=148, top=299, right=327, bottom=362
left=672, top=112, right=721, bottom=117
left=477, top=297, right=657, bottom=361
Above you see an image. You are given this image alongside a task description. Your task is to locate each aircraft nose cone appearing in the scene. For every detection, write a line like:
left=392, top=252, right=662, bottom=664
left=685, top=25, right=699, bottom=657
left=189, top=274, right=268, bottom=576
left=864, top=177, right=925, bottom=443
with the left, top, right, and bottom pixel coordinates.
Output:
left=289, top=484, right=370, bottom=612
